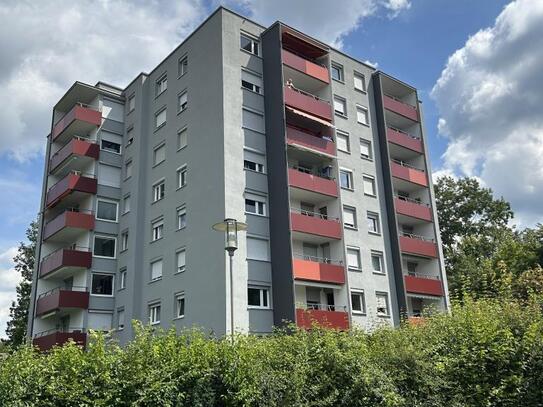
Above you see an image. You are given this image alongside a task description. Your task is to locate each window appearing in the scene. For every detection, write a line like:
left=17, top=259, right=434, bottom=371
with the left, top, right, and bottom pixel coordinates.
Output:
left=371, top=251, right=384, bottom=274
left=331, top=63, right=344, bottom=81
left=356, top=105, right=369, bottom=125
left=100, top=132, right=122, bottom=154
left=245, top=194, right=266, bottom=216
left=360, top=139, right=372, bottom=160
left=177, top=166, right=187, bottom=189
left=177, top=206, right=186, bottom=230
left=93, top=236, right=116, bottom=258
left=247, top=236, right=270, bottom=261
left=126, top=127, right=134, bottom=147
left=119, top=269, right=127, bottom=290
left=241, top=70, right=262, bottom=94
left=99, top=164, right=121, bottom=188
left=244, top=160, right=264, bottom=173
left=149, top=303, right=161, bottom=325
left=333, top=96, right=347, bottom=116
left=407, top=261, right=418, bottom=276
left=155, top=108, right=166, bottom=129
left=96, top=199, right=118, bottom=222
left=91, top=273, right=114, bottom=296
left=176, top=249, right=186, bottom=273
left=177, top=128, right=188, bottom=150
left=240, top=33, right=259, bottom=55
left=152, top=219, right=164, bottom=241
left=351, top=291, right=366, bottom=314
left=336, top=131, right=350, bottom=153
left=153, top=143, right=166, bottom=166
left=248, top=286, right=270, bottom=308
left=376, top=292, right=390, bottom=317
left=150, top=259, right=163, bottom=281
left=175, top=293, right=185, bottom=318
left=242, top=108, right=265, bottom=133
left=363, top=175, right=376, bottom=196
left=347, top=247, right=362, bottom=271
left=155, top=74, right=167, bottom=95
left=354, top=72, right=366, bottom=92
left=367, top=212, right=380, bottom=234
left=121, top=231, right=128, bottom=251
left=125, top=161, right=133, bottom=179
left=177, top=91, right=188, bottom=112
left=88, top=311, right=112, bottom=331
left=340, top=169, right=354, bottom=190
left=123, top=195, right=130, bottom=214
left=178, top=56, right=188, bottom=77
left=117, top=309, right=125, bottom=330
left=153, top=181, right=165, bottom=202
left=128, top=95, right=135, bottom=112
left=244, top=150, right=265, bottom=173
left=343, top=206, right=357, bottom=229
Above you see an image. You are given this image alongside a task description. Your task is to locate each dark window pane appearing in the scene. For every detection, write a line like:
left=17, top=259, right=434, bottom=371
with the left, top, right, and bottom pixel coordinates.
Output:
left=101, top=140, right=120, bottom=153
left=97, top=201, right=117, bottom=221
left=248, top=288, right=260, bottom=306
left=94, top=237, right=115, bottom=257
left=351, top=293, right=361, bottom=311
left=92, top=274, right=113, bottom=295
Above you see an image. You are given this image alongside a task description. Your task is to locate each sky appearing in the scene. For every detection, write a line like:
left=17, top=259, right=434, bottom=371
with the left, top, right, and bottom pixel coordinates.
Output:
left=0, top=0, right=541, bottom=337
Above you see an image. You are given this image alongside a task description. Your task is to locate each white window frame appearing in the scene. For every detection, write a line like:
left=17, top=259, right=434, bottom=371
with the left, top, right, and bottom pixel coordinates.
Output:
left=151, top=219, right=164, bottom=242
left=331, top=63, right=344, bottom=82
left=376, top=292, right=390, bottom=317
left=96, top=198, right=119, bottom=223
left=155, top=108, right=167, bottom=129
left=119, top=268, right=127, bottom=290
left=91, top=272, right=115, bottom=297
left=155, top=74, right=167, bottom=96
left=339, top=168, right=354, bottom=190
left=93, top=235, right=116, bottom=259
left=177, top=127, right=188, bottom=151
left=336, top=131, right=350, bottom=153
left=245, top=193, right=267, bottom=216
left=343, top=205, right=357, bottom=229
left=371, top=251, right=385, bottom=275
left=360, top=138, right=372, bottom=160
left=150, top=259, right=163, bottom=282
left=356, top=105, right=369, bottom=126
left=244, top=159, right=264, bottom=173
left=354, top=72, right=366, bottom=92
left=247, top=285, right=270, bottom=309
left=153, top=143, right=166, bottom=166
left=177, top=206, right=187, bottom=230
left=153, top=180, right=165, bottom=202
left=178, top=55, right=188, bottom=77
left=121, top=231, right=128, bottom=251
left=351, top=290, right=366, bottom=314
left=177, top=165, right=187, bottom=189
left=177, top=90, right=188, bottom=113
left=175, top=292, right=185, bottom=319
left=367, top=211, right=381, bottom=235
left=176, top=248, right=186, bottom=273
left=346, top=247, right=362, bottom=271
left=333, top=95, right=347, bottom=117
left=363, top=175, right=376, bottom=197
left=149, top=303, right=161, bottom=325
left=100, top=134, right=122, bottom=155
left=240, top=33, right=259, bottom=56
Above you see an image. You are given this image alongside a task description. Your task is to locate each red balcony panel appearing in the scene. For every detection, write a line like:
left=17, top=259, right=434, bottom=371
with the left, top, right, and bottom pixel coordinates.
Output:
left=282, top=49, right=329, bottom=83
left=286, top=126, right=336, bottom=156
left=284, top=86, right=332, bottom=122
left=36, top=289, right=89, bottom=316
left=296, top=308, right=349, bottom=330
left=290, top=212, right=342, bottom=240
left=386, top=128, right=423, bottom=153
left=383, top=95, right=419, bottom=122
left=46, top=173, right=97, bottom=208
left=404, top=275, right=444, bottom=297
left=293, top=259, right=345, bottom=284
left=52, top=105, right=101, bottom=142
left=390, top=161, right=428, bottom=187
left=43, top=211, right=95, bottom=241
left=33, top=331, right=87, bottom=351
left=288, top=168, right=338, bottom=198
left=50, top=138, right=99, bottom=173
left=40, top=248, right=92, bottom=278
left=399, top=236, right=438, bottom=258
left=395, top=198, right=432, bottom=222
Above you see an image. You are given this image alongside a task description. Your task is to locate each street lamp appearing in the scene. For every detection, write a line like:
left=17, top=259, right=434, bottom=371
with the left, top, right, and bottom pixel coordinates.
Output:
left=212, top=218, right=247, bottom=340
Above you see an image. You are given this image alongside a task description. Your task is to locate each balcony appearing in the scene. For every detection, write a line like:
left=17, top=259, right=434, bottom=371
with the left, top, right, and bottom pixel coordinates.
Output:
left=282, top=48, right=329, bottom=84
left=46, top=172, right=97, bottom=208
left=49, top=138, right=99, bottom=174
left=284, top=86, right=332, bottom=122
left=286, top=126, right=335, bottom=156
left=399, top=234, right=438, bottom=258
left=52, top=104, right=101, bottom=143
left=36, top=287, right=89, bottom=317
left=390, top=160, right=427, bottom=187
left=288, top=167, right=338, bottom=198
left=383, top=94, right=419, bottom=122
left=33, top=329, right=86, bottom=351
left=290, top=210, right=342, bottom=240
left=292, top=255, right=345, bottom=284
left=43, top=210, right=94, bottom=242
left=296, top=305, right=349, bottom=330
left=39, top=247, right=92, bottom=279
left=395, top=196, right=432, bottom=222
left=404, top=274, right=444, bottom=297
left=387, top=127, right=423, bottom=153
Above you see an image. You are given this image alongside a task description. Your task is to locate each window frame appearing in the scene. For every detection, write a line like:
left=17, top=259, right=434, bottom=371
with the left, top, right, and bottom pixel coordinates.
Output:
left=119, top=268, right=127, bottom=290
left=359, top=138, right=372, bottom=160
left=240, top=33, right=259, bottom=56
left=121, top=230, right=128, bottom=251
left=91, top=272, right=115, bottom=297
left=124, top=160, right=133, bottom=180
left=367, top=211, right=381, bottom=235
left=177, top=206, right=187, bottom=230
left=339, top=168, right=354, bottom=191
left=93, top=235, right=116, bottom=259
left=151, top=218, right=164, bottom=242
left=333, top=95, right=347, bottom=117
left=100, top=137, right=122, bottom=155
left=176, top=248, right=186, bottom=273
left=356, top=105, right=369, bottom=126
left=247, top=285, right=271, bottom=309
left=351, top=290, right=367, bottom=315
left=177, top=127, right=188, bottom=151
left=178, top=55, right=188, bottom=78
left=362, top=175, right=377, bottom=197
left=175, top=292, right=185, bottom=319
left=117, top=308, right=125, bottom=330
left=153, top=142, right=166, bottom=166
left=128, top=94, right=135, bottom=113
left=331, top=63, right=344, bottom=82
left=245, top=194, right=267, bottom=216
left=154, top=107, right=167, bottom=130
left=122, top=195, right=130, bottom=214
left=155, top=73, right=167, bottom=96
left=177, top=90, right=188, bottom=113
left=96, top=198, right=119, bottom=223
left=153, top=180, right=165, bottom=202
left=150, top=259, right=163, bottom=282
left=376, top=292, right=390, bottom=317
left=342, top=205, right=358, bottom=230
left=353, top=72, right=367, bottom=92
left=246, top=235, right=270, bottom=262
left=371, top=251, right=385, bottom=275
left=346, top=246, right=362, bottom=271
left=177, top=165, right=187, bottom=189
left=336, top=130, right=350, bottom=153
left=149, top=302, right=161, bottom=325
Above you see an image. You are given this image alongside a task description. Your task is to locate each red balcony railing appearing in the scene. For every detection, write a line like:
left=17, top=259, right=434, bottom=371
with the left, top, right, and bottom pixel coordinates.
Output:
left=286, top=126, right=336, bottom=156
left=290, top=210, right=342, bottom=240
left=43, top=210, right=95, bottom=241
left=33, top=328, right=86, bottom=351
left=296, top=305, right=349, bottom=330
left=292, top=256, right=345, bottom=284
left=386, top=127, right=423, bottom=153
left=35, top=287, right=89, bottom=316
left=284, top=86, right=332, bottom=122
left=383, top=94, right=419, bottom=122
left=288, top=167, right=338, bottom=197
left=52, top=104, right=101, bottom=143
left=399, top=234, right=438, bottom=258
left=39, top=247, right=92, bottom=278
left=390, top=160, right=427, bottom=187
left=46, top=172, right=97, bottom=208
left=50, top=138, right=99, bottom=174
left=282, top=48, right=329, bottom=83
left=404, top=274, right=444, bottom=297
left=395, top=196, right=432, bottom=222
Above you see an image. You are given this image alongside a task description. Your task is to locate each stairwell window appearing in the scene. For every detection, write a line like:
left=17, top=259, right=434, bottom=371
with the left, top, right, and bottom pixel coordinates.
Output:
left=175, top=293, right=186, bottom=318
left=177, top=91, right=188, bottom=113
left=149, top=303, right=161, bottom=325
left=178, top=55, right=188, bottom=77
left=376, top=292, right=390, bottom=317
left=354, top=72, right=366, bottom=92
left=155, top=74, right=167, bottom=96
left=240, top=33, right=259, bottom=56
left=248, top=286, right=270, bottom=309
left=150, top=259, right=163, bottom=282
left=333, top=96, right=347, bottom=117
left=351, top=290, right=366, bottom=314
left=340, top=169, right=354, bottom=190
left=347, top=247, right=362, bottom=271
left=153, top=181, right=165, bottom=202
left=176, top=248, right=186, bottom=273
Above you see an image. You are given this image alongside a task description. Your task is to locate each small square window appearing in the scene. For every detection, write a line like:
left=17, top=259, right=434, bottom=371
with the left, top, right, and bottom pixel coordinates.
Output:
left=331, top=63, right=344, bottom=82
left=176, top=249, right=186, bottom=273
left=175, top=293, right=185, bottom=318
left=150, top=259, right=163, bottom=281
left=356, top=105, right=369, bottom=125
left=96, top=199, right=118, bottom=222
left=177, top=128, right=187, bottom=150
left=376, top=292, right=390, bottom=317
left=333, top=96, right=347, bottom=117
left=240, top=34, right=259, bottom=56
left=351, top=291, right=366, bottom=314
left=177, top=166, right=187, bottom=189
left=347, top=247, right=361, bottom=271
left=153, top=181, right=165, bottom=202
left=177, top=91, right=188, bottom=113
left=363, top=175, right=376, bottom=196
left=155, top=108, right=167, bottom=129
left=360, top=139, right=372, bottom=160
left=155, top=74, right=167, bottom=96
left=371, top=252, right=385, bottom=274
left=177, top=206, right=186, bottom=230
left=336, top=131, right=350, bottom=153
left=343, top=206, right=357, bottom=229
left=354, top=72, right=366, bottom=92
left=340, top=169, right=354, bottom=190
left=178, top=56, right=188, bottom=77
left=248, top=286, right=270, bottom=308
left=151, top=219, right=164, bottom=241
left=149, top=303, right=161, bottom=324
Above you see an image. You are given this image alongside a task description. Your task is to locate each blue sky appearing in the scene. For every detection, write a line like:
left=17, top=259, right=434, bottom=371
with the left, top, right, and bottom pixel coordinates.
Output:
left=0, top=0, right=541, bottom=336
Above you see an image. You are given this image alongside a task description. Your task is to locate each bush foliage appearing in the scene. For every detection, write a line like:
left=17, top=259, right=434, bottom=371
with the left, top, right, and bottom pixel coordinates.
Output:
left=1, top=299, right=542, bottom=406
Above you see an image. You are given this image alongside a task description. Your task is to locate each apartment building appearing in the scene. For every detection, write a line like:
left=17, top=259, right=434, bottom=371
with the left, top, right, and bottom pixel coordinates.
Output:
left=27, top=7, right=449, bottom=350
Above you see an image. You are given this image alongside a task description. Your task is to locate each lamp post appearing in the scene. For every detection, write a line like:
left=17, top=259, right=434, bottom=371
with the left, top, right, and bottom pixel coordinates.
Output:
left=212, top=218, right=247, bottom=341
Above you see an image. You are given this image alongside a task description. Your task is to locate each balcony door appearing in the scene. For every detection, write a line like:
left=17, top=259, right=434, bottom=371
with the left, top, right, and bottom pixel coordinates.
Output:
left=302, top=243, right=318, bottom=261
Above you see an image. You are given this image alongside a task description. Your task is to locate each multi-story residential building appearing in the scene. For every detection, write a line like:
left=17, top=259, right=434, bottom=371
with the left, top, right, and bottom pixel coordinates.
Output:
left=27, top=7, right=449, bottom=350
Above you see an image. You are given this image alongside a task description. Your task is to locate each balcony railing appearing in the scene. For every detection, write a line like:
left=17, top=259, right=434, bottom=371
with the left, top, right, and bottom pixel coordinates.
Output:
left=383, top=94, right=419, bottom=122
left=296, top=305, right=349, bottom=330
left=390, top=160, right=428, bottom=187
left=42, top=209, right=95, bottom=241
left=46, top=171, right=97, bottom=208
left=394, top=196, right=432, bottom=222
left=387, top=127, right=423, bottom=153
left=288, top=167, right=338, bottom=198
left=52, top=103, right=101, bottom=143
left=49, top=137, right=99, bottom=174
left=39, top=246, right=92, bottom=278
left=399, top=233, right=438, bottom=258
left=292, top=254, right=345, bottom=284
left=282, top=48, right=329, bottom=83
left=284, top=86, right=332, bottom=122
left=290, top=209, right=342, bottom=240
left=33, top=328, right=87, bottom=351
left=286, top=126, right=336, bottom=156
left=404, top=274, right=444, bottom=296
left=36, top=286, right=90, bottom=316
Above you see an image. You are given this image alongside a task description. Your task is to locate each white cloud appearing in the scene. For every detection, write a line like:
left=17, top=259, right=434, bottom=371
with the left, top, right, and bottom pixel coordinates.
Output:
left=383, top=0, right=411, bottom=18
left=0, top=246, right=20, bottom=338
left=431, top=0, right=543, bottom=226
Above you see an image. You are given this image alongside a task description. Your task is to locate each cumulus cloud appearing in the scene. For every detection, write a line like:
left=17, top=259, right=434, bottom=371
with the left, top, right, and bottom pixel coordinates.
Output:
left=0, top=246, right=20, bottom=338
left=431, top=0, right=543, bottom=226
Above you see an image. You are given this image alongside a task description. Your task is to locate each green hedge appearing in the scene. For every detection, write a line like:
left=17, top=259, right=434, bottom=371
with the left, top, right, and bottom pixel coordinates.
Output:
left=1, top=299, right=542, bottom=406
